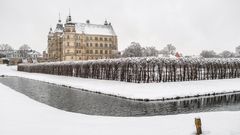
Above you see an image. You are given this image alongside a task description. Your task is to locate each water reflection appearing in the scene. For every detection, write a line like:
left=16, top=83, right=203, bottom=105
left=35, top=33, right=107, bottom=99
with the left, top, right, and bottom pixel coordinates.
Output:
left=0, top=76, right=240, bottom=116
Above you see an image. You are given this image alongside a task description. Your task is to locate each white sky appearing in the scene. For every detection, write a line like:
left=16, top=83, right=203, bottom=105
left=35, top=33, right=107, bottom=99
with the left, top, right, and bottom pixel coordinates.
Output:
left=0, top=0, right=240, bottom=55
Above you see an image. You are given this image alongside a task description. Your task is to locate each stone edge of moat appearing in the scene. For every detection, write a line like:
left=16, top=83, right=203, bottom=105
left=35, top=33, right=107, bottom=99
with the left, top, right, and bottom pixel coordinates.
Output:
left=1, top=75, right=240, bottom=103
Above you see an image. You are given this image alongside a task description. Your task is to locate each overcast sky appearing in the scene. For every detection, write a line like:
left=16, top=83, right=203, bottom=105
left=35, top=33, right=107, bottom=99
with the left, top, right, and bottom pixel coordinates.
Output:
left=0, top=0, right=240, bottom=55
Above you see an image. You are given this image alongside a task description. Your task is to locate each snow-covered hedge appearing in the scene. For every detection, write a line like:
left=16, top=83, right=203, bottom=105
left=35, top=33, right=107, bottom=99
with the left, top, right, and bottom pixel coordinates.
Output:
left=17, top=57, right=240, bottom=83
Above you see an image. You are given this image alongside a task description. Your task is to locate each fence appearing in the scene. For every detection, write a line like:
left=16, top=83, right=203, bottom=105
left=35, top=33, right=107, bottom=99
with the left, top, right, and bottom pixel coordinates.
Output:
left=17, top=57, right=240, bottom=83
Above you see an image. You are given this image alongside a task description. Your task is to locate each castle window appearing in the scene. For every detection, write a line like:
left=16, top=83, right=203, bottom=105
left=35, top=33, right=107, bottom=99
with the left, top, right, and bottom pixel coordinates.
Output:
left=95, top=43, right=98, bottom=47
left=109, top=44, right=112, bottom=48
left=95, top=50, right=98, bottom=54
left=100, top=37, right=103, bottom=41
left=100, top=43, right=103, bottom=47
left=79, top=57, right=81, bottom=60
left=109, top=38, right=112, bottom=41
left=67, top=42, right=69, bottom=46
left=95, top=37, right=98, bottom=41
left=105, top=50, right=108, bottom=54
left=67, top=35, right=70, bottom=39
left=104, top=38, right=107, bottom=41
left=104, top=44, right=108, bottom=47
left=90, top=43, right=92, bottom=47
left=100, top=50, right=103, bottom=54
left=90, top=50, right=93, bottom=54
left=86, top=43, right=89, bottom=47
left=86, top=50, right=89, bottom=54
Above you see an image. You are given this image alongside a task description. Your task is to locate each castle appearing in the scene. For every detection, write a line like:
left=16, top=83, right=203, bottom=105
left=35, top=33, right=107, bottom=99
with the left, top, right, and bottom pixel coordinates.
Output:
left=48, top=13, right=118, bottom=61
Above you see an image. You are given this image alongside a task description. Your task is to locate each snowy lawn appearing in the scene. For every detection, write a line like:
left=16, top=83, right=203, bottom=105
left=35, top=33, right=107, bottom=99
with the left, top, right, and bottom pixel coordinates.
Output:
left=1, top=83, right=240, bottom=135
left=0, top=65, right=240, bottom=99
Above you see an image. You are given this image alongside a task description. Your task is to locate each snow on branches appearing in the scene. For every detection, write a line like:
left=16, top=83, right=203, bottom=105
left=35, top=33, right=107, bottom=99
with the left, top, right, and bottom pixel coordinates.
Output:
left=18, top=57, right=240, bottom=83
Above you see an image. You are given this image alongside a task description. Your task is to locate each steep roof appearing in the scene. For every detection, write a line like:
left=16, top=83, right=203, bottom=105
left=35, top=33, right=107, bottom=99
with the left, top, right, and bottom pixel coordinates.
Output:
left=75, top=23, right=116, bottom=36
left=54, top=22, right=64, bottom=33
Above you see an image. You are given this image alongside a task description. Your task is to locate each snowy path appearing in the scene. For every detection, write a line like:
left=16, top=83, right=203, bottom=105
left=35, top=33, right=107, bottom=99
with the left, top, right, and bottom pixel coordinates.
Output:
left=1, top=83, right=240, bottom=135
left=0, top=65, right=240, bottom=99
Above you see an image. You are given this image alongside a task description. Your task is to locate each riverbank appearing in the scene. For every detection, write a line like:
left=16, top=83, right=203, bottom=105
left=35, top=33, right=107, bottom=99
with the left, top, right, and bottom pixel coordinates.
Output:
left=1, top=83, right=240, bottom=135
left=1, top=65, right=240, bottom=99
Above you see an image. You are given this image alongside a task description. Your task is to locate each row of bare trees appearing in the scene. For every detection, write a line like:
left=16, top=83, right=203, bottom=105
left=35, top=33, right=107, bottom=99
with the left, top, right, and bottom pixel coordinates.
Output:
left=18, top=57, right=240, bottom=83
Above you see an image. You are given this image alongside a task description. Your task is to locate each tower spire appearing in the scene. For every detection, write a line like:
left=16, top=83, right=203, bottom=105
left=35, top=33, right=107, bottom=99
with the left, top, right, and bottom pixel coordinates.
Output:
left=69, top=8, right=71, bottom=16
left=67, top=8, right=72, bottom=22
left=58, top=12, right=61, bottom=23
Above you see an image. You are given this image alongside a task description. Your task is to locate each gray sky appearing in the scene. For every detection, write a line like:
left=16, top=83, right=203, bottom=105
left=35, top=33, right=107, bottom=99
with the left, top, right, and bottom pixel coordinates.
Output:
left=0, top=0, right=240, bottom=55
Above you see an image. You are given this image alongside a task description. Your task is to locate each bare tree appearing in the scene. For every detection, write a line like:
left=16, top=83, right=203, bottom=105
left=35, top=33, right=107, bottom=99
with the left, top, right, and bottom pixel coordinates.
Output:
left=19, top=44, right=31, bottom=58
left=122, top=42, right=143, bottom=57
left=219, top=50, right=235, bottom=58
left=200, top=50, right=217, bottom=58
left=0, top=44, right=13, bottom=51
left=0, top=44, right=13, bottom=57
left=159, top=44, right=176, bottom=57
left=142, top=46, right=159, bottom=57
left=19, top=44, right=31, bottom=51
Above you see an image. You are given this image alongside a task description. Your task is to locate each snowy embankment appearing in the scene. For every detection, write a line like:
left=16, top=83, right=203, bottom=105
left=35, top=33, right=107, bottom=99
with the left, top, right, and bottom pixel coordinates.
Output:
left=1, top=65, right=240, bottom=99
left=1, top=83, right=240, bottom=135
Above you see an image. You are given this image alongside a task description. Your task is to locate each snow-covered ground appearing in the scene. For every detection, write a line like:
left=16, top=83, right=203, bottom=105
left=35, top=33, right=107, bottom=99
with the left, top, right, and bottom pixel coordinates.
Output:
left=1, top=64, right=240, bottom=134
left=1, top=65, right=240, bottom=99
left=1, top=83, right=240, bottom=135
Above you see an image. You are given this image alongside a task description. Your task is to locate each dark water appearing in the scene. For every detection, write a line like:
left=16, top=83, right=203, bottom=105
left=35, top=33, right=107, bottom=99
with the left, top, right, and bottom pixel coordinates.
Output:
left=0, top=76, right=240, bottom=116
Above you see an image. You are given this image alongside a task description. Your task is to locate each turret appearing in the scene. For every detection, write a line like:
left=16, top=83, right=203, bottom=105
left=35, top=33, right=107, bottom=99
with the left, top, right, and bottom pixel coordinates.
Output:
left=64, top=10, right=75, bottom=32
left=48, top=27, right=53, bottom=34
left=55, top=13, right=64, bottom=33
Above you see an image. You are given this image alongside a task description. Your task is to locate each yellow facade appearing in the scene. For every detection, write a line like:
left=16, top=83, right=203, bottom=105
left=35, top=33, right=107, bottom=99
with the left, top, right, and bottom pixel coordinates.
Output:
left=48, top=15, right=118, bottom=61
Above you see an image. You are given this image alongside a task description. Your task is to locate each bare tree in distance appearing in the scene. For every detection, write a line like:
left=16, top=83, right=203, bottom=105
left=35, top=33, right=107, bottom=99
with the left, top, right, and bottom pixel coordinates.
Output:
left=0, top=44, right=13, bottom=58
left=19, top=44, right=31, bottom=51
left=0, top=44, right=13, bottom=51
left=159, top=44, right=176, bottom=57
left=200, top=50, right=218, bottom=58
left=219, top=50, right=235, bottom=58
left=142, top=46, right=159, bottom=57
left=19, top=44, right=31, bottom=58
left=122, top=42, right=143, bottom=57
left=122, top=42, right=160, bottom=57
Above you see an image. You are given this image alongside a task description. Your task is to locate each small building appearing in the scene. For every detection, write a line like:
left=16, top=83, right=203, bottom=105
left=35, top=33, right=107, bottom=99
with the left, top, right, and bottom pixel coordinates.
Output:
left=0, top=58, right=9, bottom=64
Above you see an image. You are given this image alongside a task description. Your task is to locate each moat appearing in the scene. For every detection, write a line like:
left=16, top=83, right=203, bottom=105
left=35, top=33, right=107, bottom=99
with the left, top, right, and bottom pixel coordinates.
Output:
left=0, top=76, right=240, bottom=116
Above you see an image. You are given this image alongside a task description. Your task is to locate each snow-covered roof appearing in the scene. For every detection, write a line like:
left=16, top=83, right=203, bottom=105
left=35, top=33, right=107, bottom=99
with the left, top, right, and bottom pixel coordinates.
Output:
left=75, top=23, right=116, bottom=36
